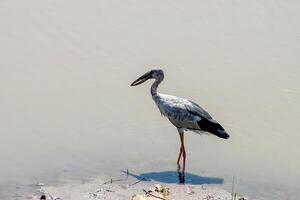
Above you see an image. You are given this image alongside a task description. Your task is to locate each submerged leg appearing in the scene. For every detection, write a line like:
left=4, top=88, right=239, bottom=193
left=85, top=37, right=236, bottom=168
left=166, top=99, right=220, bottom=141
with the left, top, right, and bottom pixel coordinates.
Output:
left=178, top=171, right=185, bottom=184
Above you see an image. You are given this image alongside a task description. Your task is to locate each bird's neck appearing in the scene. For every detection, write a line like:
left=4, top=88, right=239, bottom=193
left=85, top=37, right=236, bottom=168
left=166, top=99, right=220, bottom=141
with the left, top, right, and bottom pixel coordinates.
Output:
left=151, top=79, right=161, bottom=97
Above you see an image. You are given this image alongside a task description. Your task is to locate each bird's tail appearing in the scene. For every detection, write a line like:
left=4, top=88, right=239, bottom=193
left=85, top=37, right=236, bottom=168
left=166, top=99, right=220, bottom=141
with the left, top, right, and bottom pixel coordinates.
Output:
left=197, top=118, right=229, bottom=139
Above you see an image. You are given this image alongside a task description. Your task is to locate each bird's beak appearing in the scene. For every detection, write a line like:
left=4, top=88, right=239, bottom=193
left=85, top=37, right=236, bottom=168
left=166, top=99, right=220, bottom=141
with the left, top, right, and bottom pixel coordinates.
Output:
left=130, top=71, right=152, bottom=86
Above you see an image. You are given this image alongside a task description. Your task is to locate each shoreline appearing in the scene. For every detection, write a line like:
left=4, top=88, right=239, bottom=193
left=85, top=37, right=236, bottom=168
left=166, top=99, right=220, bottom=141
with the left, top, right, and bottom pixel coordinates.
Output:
left=25, top=173, right=248, bottom=200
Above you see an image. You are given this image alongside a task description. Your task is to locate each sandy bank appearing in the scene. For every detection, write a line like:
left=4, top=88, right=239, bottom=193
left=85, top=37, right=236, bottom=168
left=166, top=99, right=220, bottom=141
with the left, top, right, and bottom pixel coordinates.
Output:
left=29, top=175, right=247, bottom=200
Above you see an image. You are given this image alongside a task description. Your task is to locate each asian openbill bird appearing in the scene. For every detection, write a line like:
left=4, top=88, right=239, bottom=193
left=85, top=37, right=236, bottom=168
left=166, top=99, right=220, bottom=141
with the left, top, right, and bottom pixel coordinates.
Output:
left=131, top=69, right=229, bottom=171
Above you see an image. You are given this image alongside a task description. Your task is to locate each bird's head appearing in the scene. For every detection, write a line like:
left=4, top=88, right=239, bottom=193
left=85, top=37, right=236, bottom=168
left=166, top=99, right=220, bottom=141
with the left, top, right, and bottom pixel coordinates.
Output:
left=131, top=69, right=164, bottom=86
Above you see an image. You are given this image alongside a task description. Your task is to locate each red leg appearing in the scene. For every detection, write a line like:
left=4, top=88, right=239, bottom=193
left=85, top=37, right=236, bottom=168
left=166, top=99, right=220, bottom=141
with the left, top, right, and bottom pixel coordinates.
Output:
left=177, top=130, right=186, bottom=172
left=177, top=146, right=183, bottom=164
left=181, top=132, right=186, bottom=172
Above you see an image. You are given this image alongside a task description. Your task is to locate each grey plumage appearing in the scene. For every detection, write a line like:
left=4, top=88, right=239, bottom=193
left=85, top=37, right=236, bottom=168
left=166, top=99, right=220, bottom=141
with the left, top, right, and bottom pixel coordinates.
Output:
left=153, top=93, right=210, bottom=132
left=131, top=69, right=229, bottom=139
left=153, top=93, right=229, bottom=139
left=131, top=69, right=229, bottom=171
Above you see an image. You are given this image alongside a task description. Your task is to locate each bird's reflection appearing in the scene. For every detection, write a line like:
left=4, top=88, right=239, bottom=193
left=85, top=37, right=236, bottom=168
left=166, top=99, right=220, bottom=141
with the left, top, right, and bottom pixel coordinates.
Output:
left=178, top=171, right=185, bottom=184
left=177, top=163, right=185, bottom=184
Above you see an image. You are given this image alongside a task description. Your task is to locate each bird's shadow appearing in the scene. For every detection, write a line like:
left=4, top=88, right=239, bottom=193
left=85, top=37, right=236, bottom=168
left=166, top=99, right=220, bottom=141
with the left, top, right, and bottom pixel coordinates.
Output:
left=122, top=170, right=223, bottom=185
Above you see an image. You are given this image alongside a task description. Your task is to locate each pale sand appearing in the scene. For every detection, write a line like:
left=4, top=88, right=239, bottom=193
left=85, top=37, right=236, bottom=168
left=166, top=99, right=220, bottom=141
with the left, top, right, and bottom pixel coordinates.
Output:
left=29, top=176, right=247, bottom=200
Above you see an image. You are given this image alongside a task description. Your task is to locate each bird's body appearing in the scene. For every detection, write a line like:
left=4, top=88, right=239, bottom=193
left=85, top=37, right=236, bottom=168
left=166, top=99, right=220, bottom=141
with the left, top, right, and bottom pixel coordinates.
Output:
left=131, top=69, right=229, bottom=171
left=153, top=93, right=211, bottom=133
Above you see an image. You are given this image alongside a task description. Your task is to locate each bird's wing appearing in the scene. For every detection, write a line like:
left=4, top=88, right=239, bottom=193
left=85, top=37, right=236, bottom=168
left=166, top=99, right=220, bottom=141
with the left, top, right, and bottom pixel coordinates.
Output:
left=184, top=99, right=213, bottom=120
left=156, top=94, right=212, bottom=130
left=156, top=94, right=228, bottom=137
left=156, top=94, right=212, bottom=120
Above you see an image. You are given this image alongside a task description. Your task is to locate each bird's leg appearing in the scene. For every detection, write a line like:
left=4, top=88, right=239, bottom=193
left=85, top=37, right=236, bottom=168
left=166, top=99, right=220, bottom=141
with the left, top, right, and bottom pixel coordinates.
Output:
left=177, top=132, right=183, bottom=164
left=177, top=146, right=183, bottom=171
left=181, top=132, right=186, bottom=172
left=177, top=131, right=186, bottom=172
left=177, top=147, right=183, bottom=165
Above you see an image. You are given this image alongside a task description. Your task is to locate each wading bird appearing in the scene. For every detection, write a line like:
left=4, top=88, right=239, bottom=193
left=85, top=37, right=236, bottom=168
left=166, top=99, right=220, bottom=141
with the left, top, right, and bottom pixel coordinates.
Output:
left=131, top=69, right=229, bottom=171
